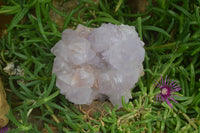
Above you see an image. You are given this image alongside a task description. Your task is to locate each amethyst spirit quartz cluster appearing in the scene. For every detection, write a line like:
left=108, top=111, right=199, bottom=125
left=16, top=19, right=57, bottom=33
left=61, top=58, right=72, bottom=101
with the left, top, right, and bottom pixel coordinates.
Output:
left=51, top=23, right=145, bottom=107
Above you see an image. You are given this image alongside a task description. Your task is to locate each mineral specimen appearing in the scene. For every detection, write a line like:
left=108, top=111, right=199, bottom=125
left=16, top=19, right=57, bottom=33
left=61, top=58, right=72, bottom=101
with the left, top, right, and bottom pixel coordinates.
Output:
left=51, top=23, right=145, bottom=107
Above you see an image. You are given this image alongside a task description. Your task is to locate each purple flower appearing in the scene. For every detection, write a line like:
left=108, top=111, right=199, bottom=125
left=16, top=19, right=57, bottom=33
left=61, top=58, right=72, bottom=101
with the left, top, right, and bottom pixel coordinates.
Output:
left=155, top=76, right=182, bottom=108
left=0, top=126, right=8, bottom=133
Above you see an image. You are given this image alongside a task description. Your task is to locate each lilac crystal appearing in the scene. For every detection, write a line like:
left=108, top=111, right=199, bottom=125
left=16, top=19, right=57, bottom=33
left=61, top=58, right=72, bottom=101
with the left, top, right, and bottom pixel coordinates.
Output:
left=51, top=23, right=145, bottom=107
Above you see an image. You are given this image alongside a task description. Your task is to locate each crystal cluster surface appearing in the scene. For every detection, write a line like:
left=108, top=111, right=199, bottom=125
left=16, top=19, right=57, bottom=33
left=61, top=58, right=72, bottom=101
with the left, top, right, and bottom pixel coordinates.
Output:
left=51, top=23, right=145, bottom=107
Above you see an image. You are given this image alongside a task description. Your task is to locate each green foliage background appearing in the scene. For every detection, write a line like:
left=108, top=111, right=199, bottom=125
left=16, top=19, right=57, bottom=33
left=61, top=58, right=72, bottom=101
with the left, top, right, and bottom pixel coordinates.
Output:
left=0, top=0, right=200, bottom=132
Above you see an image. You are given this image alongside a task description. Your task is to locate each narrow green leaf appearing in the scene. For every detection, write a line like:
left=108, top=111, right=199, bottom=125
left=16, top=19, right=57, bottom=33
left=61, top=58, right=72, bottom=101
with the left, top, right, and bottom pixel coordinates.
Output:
left=115, top=0, right=124, bottom=13
left=143, top=26, right=170, bottom=38
left=8, top=7, right=29, bottom=31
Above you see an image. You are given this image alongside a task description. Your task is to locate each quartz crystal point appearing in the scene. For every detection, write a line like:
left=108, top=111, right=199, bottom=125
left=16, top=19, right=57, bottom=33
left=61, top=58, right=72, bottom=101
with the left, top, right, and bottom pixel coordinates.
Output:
left=51, top=23, right=145, bottom=107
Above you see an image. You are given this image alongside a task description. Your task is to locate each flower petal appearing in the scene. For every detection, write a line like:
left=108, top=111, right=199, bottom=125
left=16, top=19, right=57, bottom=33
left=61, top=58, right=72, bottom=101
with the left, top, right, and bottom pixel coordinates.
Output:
left=174, top=88, right=181, bottom=92
left=173, top=85, right=181, bottom=88
left=169, top=81, right=175, bottom=86
left=0, top=126, right=8, bottom=133
left=166, top=98, right=173, bottom=108
left=169, top=97, right=178, bottom=103
left=166, top=78, right=170, bottom=85
left=162, top=97, right=165, bottom=102
left=164, top=76, right=167, bottom=84
left=171, top=82, right=178, bottom=87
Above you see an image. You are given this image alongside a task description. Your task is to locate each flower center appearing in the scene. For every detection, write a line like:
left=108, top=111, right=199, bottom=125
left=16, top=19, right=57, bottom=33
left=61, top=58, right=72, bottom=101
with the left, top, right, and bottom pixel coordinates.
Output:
left=161, top=88, right=168, bottom=95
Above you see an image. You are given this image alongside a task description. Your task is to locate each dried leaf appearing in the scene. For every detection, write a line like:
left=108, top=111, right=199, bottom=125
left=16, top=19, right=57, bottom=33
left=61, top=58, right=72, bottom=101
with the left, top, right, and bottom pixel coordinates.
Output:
left=0, top=78, right=10, bottom=128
